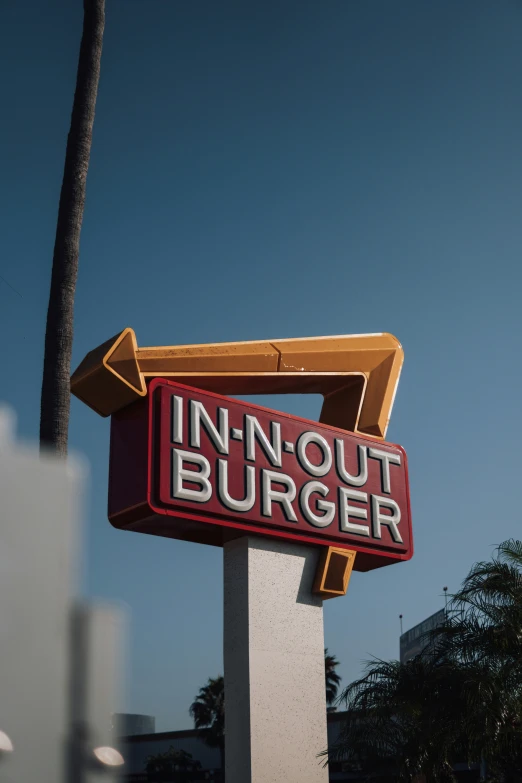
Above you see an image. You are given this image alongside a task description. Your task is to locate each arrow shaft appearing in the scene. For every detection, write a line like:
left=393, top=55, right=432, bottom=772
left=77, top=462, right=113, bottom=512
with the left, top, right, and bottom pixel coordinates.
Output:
left=71, top=330, right=403, bottom=438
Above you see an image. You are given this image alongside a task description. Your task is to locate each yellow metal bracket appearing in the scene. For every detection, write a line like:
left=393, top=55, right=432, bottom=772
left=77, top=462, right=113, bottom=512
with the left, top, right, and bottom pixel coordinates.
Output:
left=313, top=547, right=357, bottom=600
left=71, top=328, right=403, bottom=439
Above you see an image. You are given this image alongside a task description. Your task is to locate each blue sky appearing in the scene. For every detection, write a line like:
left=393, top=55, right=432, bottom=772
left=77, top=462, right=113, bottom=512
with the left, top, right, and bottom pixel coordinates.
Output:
left=1, top=0, right=521, bottom=730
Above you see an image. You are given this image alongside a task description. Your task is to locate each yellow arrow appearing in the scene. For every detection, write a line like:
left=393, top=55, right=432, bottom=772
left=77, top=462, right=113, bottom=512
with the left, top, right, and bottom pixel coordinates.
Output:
left=70, top=329, right=403, bottom=438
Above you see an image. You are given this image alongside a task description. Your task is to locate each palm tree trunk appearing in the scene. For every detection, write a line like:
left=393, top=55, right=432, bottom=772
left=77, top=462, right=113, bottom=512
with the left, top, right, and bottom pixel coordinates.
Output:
left=39, top=0, right=105, bottom=455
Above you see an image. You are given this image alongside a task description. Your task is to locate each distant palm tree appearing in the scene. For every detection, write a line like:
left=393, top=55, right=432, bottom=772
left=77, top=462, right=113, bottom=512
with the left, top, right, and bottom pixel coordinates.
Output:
left=190, top=676, right=225, bottom=774
left=40, top=0, right=105, bottom=455
left=325, top=648, right=342, bottom=707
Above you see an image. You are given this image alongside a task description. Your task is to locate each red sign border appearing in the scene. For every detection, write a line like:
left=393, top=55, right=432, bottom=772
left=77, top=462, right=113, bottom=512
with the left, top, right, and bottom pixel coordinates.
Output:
left=138, top=378, right=413, bottom=566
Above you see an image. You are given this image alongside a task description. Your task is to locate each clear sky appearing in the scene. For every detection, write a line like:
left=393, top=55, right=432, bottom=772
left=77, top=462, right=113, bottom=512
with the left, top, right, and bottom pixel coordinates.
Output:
left=1, top=0, right=522, bottom=731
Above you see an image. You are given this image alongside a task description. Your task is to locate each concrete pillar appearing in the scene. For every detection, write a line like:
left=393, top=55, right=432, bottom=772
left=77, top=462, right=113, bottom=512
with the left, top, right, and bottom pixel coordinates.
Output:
left=224, top=536, right=329, bottom=783
left=0, top=408, right=80, bottom=782
left=0, top=407, right=125, bottom=783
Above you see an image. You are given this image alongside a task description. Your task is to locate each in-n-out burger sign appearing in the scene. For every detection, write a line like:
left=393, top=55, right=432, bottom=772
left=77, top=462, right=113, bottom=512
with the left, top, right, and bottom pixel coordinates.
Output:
left=109, top=379, right=412, bottom=571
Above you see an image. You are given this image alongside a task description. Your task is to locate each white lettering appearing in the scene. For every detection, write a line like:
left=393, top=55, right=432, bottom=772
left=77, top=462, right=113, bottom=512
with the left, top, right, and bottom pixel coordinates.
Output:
left=261, top=469, right=297, bottom=521
left=217, top=460, right=255, bottom=513
left=368, top=448, right=401, bottom=494
left=339, top=487, right=369, bottom=536
left=296, top=432, right=332, bottom=477
left=371, top=495, right=402, bottom=542
left=300, top=481, right=335, bottom=527
left=190, top=401, right=229, bottom=455
left=245, top=415, right=282, bottom=467
left=171, top=395, right=183, bottom=444
left=172, top=448, right=212, bottom=503
left=335, top=441, right=368, bottom=487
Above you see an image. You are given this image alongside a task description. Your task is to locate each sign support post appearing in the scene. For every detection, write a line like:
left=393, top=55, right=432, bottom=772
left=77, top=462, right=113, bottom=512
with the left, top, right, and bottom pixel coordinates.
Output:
left=224, top=537, right=328, bottom=783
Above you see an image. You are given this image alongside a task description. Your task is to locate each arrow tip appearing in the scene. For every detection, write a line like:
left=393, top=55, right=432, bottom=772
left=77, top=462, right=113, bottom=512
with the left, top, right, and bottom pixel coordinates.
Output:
left=71, top=328, right=146, bottom=417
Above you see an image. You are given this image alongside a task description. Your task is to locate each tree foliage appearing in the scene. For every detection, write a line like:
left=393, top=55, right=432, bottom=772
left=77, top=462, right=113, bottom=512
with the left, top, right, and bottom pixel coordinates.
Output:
left=189, top=675, right=225, bottom=749
left=146, top=747, right=201, bottom=782
left=325, top=648, right=342, bottom=706
left=189, top=675, right=225, bottom=772
left=326, top=540, right=522, bottom=783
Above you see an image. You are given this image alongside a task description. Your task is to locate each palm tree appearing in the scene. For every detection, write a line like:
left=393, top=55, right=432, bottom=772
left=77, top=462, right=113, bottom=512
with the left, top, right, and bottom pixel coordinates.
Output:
left=40, top=0, right=105, bottom=455
left=326, top=654, right=472, bottom=782
left=325, top=648, right=342, bottom=707
left=432, top=539, right=522, bottom=779
left=325, top=541, right=522, bottom=782
left=190, top=676, right=225, bottom=774
left=437, top=539, right=522, bottom=668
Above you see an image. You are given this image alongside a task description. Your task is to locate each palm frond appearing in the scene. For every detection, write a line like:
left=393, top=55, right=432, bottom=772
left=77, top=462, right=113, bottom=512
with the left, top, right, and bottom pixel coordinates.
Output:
left=325, top=540, right=522, bottom=781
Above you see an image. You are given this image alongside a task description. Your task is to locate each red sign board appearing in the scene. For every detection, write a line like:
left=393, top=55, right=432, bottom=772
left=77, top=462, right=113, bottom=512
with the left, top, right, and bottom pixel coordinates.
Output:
left=108, top=379, right=412, bottom=572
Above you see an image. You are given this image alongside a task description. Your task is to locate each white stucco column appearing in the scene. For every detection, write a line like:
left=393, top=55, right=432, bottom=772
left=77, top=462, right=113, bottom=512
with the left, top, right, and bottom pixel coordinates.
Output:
left=0, top=408, right=125, bottom=783
left=223, top=536, right=329, bottom=783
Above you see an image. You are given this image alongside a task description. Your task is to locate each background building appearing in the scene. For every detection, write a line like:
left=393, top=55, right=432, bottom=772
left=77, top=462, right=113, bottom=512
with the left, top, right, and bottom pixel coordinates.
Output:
left=114, top=713, right=156, bottom=737
left=119, top=710, right=479, bottom=783
left=120, top=712, right=349, bottom=782
left=399, top=608, right=446, bottom=664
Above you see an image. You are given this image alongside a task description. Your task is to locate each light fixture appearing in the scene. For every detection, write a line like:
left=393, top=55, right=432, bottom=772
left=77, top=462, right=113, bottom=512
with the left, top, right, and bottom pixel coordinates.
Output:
left=0, top=731, right=13, bottom=753
left=93, top=746, right=124, bottom=767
